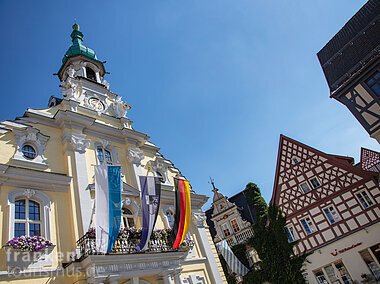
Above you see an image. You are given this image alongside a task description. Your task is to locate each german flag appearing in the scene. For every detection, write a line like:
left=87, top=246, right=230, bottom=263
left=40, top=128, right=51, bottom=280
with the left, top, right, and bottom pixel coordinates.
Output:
left=172, top=178, right=191, bottom=248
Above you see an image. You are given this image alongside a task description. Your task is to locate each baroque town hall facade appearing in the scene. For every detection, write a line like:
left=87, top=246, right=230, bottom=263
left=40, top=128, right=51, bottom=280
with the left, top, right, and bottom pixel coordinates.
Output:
left=0, top=24, right=226, bottom=284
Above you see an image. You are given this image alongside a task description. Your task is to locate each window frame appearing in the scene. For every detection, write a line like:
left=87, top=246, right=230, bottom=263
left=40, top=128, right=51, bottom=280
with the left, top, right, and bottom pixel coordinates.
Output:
left=122, top=207, right=136, bottom=229
left=300, top=182, right=311, bottom=194
left=323, top=205, right=340, bottom=224
left=300, top=216, right=316, bottom=235
left=355, top=190, right=374, bottom=209
left=285, top=224, right=298, bottom=243
left=230, top=218, right=240, bottom=233
left=221, top=222, right=231, bottom=238
left=365, top=70, right=380, bottom=98
left=309, top=177, right=321, bottom=189
left=96, top=146, right=113, bottom=165
left=21, top=144, right=37, bottom=160
left=14, top=199, right=42, bottom=237
left=8, top=189, right=51, bottom=240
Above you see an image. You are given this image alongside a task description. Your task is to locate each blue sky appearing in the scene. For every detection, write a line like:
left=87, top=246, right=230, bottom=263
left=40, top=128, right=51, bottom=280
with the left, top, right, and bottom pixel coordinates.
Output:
left=0, top=1, right=378, bottom=209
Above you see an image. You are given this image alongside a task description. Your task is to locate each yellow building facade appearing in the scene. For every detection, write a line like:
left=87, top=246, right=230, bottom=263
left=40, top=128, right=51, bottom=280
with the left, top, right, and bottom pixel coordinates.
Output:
left=0, top=24, right=226, bottom=284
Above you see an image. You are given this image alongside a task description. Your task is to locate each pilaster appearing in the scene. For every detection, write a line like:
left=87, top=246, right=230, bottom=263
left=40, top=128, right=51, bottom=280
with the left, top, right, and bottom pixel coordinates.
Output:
left=192, top=210, right=227, bottom=284
left=63, top=132, right=92, bottom=239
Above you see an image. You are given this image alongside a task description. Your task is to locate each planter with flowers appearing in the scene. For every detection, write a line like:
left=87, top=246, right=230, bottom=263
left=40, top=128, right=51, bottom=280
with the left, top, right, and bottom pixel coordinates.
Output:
left=79, top=227, right=193, bottom=256
left=3, top=236, right=54, bottom=269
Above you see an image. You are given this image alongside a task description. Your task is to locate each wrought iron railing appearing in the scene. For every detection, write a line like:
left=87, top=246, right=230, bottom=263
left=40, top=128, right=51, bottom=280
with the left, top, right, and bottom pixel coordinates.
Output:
left=75, top=230, right=194, bottom=260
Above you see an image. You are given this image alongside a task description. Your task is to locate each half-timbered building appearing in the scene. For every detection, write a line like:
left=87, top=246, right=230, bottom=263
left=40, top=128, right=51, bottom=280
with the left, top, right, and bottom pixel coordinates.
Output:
left=272, top=135, right=380, bottom=283
left=317, top=0, right=380, bottom=143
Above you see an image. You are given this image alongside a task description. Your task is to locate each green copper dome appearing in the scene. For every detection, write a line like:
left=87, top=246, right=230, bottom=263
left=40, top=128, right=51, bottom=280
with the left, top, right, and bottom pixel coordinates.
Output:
left=62, top=24, right=98, bottom=63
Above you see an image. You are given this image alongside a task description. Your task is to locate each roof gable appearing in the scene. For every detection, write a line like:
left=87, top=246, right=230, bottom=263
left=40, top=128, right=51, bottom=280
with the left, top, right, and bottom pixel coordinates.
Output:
left=271, top=135, right=377, bottom=217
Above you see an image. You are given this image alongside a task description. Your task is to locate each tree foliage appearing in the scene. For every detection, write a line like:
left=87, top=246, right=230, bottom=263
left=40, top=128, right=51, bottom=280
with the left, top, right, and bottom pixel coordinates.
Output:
left=243, top=183, right=307, bottom=284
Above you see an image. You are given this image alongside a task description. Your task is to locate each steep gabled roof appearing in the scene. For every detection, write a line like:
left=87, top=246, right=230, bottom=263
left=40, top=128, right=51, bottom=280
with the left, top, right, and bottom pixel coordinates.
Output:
left=271, top=135, right=378, bottom=211
left=317, top=0, right=380, bottom=94
left=361, top=147, right=380, bottom=172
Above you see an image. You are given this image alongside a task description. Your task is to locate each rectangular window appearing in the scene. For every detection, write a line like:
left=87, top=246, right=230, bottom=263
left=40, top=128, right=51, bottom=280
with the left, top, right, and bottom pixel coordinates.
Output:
left=310, top=177, right=321, bottom=189
left=314, top=270, right=328, bottom=284
left=323, top=206, right=340, bottom=224
left=300, top=182, right=311, bottom=193
left=285, top=225, right=297, bottom=243
left=97, top=147, right=113, bottom=165
left=230, top=219, right=240, bottom=233
left=221, top=223, right=231, bottom=237
left=356, top=190, right=374, bottom=209
left=335, top=261, right=353, bottom=284
left=365, top=71, right=380, bottom=97
left=360, top=248, right=380, bottom=280
left=300, top=217, right=315, bottom=235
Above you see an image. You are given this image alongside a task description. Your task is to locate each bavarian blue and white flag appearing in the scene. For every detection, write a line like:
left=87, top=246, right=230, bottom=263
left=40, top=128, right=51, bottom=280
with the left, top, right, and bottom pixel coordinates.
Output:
left=135, top=176, right=161, bottom=251
left=95, top=165, right=122, bottom=253
left=216, top=240, right=249, bottom=276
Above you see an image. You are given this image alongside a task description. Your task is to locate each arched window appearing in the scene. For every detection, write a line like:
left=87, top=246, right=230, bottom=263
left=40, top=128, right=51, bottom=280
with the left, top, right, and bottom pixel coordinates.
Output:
left=14, top=199, right=42, bottom=237
left=122, top=208, right=135, bottom=228
left=97, top=147, right=113, bottom=165
left=86, top=67, right=97, bottom=81
left=165, top=209, right=174, bottom=228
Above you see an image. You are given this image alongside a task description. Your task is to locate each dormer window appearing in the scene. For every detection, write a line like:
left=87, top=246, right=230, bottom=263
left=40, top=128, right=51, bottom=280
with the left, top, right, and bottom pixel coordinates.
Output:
left=86, top=67, right=96, bottom=81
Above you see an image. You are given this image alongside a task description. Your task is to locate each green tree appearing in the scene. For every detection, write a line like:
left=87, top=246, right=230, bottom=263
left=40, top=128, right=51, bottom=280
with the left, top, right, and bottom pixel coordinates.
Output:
left=244, top=184, right=307, bottom=284
left=245, top=182, right=267, bottom=220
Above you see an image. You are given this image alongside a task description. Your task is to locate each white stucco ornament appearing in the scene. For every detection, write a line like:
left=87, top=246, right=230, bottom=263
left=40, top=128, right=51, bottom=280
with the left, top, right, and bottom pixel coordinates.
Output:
left=151, top=157, right=169, bottom=182
left=61, top=65, right=82, bottom=101
left=127, top=147, right=145, bottom=166
left=64, top=134, right=90, bottom=153
left=113, top=96, right=130, bottom=118
left=12, top=127, right=49, bottom=166
left=23, top=189, right=36, bottom=199
left=193, top=211, right=206, bottom=228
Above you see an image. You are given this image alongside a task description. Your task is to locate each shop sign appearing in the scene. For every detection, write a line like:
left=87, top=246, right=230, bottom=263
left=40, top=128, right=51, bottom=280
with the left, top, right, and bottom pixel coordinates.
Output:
left=330, top=242, right=362, bottom=256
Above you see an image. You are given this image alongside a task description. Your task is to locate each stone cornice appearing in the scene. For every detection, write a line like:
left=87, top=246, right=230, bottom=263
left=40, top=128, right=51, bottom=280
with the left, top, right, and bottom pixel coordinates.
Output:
left=87, top=182, right=140, bottom=197
left=0, top=164, right=71, bottom=192
left=161, top=189, right=209, bottom=209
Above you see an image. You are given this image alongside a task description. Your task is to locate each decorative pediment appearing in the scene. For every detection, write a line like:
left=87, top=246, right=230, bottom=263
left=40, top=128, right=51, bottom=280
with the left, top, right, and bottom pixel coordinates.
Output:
left=12, top=127, right=49, bottom=169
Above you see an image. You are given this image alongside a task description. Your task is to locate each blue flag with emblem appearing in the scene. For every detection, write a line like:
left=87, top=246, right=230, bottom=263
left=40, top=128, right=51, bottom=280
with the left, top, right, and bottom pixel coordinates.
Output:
left=95, top=165, right=122, bottom=253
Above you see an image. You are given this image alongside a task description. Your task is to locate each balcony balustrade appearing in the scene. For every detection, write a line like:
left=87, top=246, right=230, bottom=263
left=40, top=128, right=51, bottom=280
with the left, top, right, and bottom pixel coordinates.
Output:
left=74, top=228, right=194, bottom=260
left=225, top=226, right=254, bottom=247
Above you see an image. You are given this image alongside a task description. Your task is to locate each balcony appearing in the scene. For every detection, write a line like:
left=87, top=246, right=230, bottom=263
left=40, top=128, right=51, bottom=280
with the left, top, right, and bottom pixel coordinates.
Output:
left=64, top=228, right=194, bottom=283
left=225, top=226, right=254, bottom=247
left=75, top=228, right=194, bottom=259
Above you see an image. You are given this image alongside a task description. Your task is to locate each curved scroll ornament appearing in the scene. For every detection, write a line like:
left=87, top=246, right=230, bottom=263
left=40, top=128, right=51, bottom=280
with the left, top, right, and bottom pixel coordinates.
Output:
left=151, top=157, right=169, bottom=182
left=64, top=134, right=90, bottom=154
left=127, top=147, right=145, bottom=166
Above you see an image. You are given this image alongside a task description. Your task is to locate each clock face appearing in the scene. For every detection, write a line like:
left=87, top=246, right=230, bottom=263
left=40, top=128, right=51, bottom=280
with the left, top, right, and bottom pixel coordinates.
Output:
left=88, top=97, right=105, bottom=112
